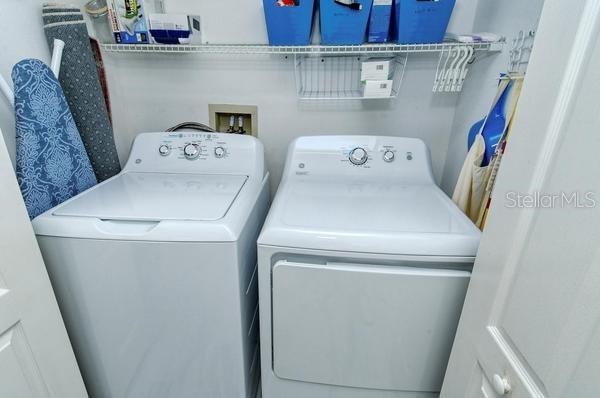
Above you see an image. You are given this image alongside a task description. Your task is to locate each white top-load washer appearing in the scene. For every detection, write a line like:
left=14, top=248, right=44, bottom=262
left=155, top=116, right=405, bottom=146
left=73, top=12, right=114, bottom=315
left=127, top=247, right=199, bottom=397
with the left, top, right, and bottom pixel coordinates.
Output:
left=258, top=136, right=481, bottom=398
left=33, top=132, right=269, bottom=398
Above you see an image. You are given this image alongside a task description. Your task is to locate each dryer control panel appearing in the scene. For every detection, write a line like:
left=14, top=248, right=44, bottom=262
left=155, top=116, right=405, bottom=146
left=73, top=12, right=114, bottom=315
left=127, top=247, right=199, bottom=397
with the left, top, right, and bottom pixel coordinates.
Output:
left=123, top=132, right=265, bottom=178
left=284, top=135, right=434, bottom=184
left=344, top=145, right=408, bottom=167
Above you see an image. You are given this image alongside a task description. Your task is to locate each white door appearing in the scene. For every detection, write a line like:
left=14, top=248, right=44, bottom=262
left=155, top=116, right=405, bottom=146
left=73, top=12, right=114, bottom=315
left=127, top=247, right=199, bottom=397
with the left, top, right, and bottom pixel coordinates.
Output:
left=0, top=130, right=88, bottom=397
left=441, top=0, right=600, bottom=397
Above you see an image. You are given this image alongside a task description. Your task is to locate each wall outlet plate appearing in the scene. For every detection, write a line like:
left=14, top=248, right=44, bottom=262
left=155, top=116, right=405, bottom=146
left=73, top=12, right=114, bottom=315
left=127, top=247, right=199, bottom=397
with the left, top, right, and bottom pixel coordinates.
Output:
left=209, top=104, right=258, bottom=136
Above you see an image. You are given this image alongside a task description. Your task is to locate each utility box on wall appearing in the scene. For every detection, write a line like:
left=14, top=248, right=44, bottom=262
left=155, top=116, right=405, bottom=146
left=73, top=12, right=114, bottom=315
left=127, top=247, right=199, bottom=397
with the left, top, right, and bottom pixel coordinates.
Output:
left=209, top=104, right=258, bottom=136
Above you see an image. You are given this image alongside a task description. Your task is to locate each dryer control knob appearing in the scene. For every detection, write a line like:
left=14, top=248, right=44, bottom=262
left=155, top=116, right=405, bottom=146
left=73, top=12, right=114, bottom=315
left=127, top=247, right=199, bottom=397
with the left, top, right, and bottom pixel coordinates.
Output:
left=214, top=146, right=226, bottom=158
left=183, top=143, right=200, bottom=159
left=383, top=150, right=395, bottom=163
left=349, top=147, right=368, bottom=165
left=158, top=144, right=171, bottom=156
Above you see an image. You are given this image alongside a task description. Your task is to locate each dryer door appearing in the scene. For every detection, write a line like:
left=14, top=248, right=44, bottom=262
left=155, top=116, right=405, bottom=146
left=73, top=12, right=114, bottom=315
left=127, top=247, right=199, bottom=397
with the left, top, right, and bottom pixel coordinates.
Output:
left=271, top=260, right=470, bottom=392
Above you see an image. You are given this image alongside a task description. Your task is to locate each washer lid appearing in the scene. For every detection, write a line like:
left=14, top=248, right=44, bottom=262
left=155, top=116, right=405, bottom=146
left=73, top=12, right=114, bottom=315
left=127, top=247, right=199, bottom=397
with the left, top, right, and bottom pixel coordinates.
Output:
left=259, top=179, right=481, bottom=257
left=54, top=172, right=248, bottom=221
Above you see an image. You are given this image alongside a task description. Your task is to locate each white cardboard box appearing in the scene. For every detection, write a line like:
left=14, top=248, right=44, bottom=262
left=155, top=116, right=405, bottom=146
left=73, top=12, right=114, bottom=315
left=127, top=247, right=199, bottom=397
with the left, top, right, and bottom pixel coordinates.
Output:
left=361, top=59, right=392, bottom=81
left=148, top=13, right=189, bottom=32
left=362, top=80, right=393, bottom=98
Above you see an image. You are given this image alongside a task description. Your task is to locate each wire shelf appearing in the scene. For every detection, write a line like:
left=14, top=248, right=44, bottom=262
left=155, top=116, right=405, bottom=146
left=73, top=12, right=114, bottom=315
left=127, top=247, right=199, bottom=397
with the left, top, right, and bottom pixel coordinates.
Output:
left=100, top=42, right=502, bottom=55
left=294, top=55, right=407, bottom=100
left=99, top=42, right=503, bottom=99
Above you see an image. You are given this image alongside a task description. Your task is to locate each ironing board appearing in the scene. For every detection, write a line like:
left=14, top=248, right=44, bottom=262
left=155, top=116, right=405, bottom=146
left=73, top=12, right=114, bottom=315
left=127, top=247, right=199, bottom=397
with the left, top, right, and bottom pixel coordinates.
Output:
left=13, top=59, right=97, bottom=219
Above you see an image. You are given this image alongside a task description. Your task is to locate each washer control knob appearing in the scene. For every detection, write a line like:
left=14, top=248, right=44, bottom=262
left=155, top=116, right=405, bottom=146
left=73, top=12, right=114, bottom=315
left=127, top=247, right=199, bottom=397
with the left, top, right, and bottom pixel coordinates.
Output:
left=158, top=144, right=171, bottom=156
left=383, top=150, right=395, bottom=163
left=214, top=146, right=226, bottom=158
left=183, top=143, right=200, bottom=159
left=349, top=147, right=368, bottom=165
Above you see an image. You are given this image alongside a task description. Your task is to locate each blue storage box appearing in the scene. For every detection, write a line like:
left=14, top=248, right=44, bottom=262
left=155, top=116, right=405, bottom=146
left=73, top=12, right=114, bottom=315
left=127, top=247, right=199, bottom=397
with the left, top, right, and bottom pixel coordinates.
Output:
left=263, top=0, right=316, bottom=45
left=368, top=0, right=392, bottom=43
left=393, top=0, right=455, bottom=44
left=149, top=14, right=191, bottom=45
left=320, top=0, right=374, bottom=45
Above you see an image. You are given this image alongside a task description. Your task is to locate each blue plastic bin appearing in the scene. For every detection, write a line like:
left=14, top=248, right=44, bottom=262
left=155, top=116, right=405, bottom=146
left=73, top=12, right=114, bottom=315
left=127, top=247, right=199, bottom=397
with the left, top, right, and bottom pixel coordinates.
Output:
left=393, top=0, right=455, bottom=44
left=263, top=0, right=316, bottom=45
left=368, top=1, right=393, bottom=43
left=150, top=29, right=190, bottom=45
left=320, top=0, right=374, bottom=45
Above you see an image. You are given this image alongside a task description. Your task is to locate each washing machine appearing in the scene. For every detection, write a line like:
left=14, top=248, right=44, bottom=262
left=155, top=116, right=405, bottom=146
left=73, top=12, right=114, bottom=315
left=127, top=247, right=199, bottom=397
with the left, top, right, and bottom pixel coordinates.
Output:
left=258, top=135, right=481, bottom=398
left=33, top=132, right=269, bottom=398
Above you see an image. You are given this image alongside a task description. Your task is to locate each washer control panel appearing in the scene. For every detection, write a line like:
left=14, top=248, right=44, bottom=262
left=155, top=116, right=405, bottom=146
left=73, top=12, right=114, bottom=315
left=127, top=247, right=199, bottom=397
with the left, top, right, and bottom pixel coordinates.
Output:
left=154, top=133, right=231, bottom=161
left=124, top=132, right=263, bottom=177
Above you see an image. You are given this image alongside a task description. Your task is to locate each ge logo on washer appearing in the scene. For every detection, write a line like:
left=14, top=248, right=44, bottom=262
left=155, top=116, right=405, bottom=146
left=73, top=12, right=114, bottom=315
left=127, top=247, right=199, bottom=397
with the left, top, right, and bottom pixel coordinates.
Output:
left=296, top=163, right=308, bottom=175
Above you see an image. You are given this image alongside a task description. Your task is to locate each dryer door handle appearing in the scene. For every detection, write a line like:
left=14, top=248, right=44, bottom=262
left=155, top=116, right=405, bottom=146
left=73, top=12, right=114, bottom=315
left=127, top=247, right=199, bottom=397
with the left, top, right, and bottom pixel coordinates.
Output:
left=277, top=260, right=471, bottom=277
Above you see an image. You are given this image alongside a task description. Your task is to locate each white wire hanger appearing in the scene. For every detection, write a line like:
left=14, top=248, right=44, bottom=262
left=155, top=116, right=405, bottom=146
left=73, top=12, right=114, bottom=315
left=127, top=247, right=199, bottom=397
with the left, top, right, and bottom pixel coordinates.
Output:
left=433, top=45, right=474, bottom=93
left=0, top=39, right=65, bottom=107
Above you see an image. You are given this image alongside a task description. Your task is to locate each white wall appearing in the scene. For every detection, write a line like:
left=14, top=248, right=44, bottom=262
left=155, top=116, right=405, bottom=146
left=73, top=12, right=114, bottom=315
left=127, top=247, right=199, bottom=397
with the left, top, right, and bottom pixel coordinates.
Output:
left=440, top=0, right=545, bottom=193
left=0, top=0, right=479, bottom=193
left=105, top=53, right=462, bottom=192
left=0, top=0, right=68, bottom=163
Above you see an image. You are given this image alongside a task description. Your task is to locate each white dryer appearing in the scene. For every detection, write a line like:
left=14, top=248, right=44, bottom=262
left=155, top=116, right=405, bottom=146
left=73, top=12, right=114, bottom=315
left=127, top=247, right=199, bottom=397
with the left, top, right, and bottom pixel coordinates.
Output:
left=33, top=132, right=269, bottom=398
left=258, top=136, right=481, bottom=398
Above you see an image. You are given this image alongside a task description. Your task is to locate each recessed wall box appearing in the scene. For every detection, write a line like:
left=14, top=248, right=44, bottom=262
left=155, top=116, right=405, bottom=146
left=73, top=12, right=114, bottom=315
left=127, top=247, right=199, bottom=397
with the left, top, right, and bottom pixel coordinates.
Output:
left=209, top=104, right=258, bottom=137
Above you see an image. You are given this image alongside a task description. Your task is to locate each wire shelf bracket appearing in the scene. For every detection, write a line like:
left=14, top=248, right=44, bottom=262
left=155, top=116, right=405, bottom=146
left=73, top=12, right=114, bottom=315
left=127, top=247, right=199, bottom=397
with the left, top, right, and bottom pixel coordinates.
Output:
left=508, top=30, right=535, bottom=73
